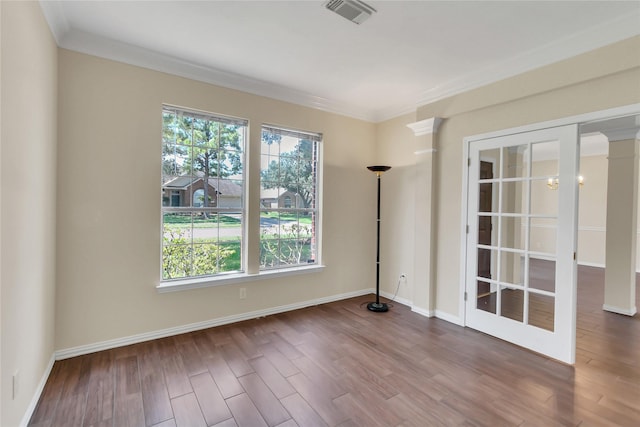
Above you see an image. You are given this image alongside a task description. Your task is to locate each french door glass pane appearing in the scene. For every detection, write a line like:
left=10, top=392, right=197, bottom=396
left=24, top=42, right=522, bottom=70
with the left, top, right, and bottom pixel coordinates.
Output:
left=529, top=217, right=557, bottom=255
left=478, top=182, right=496, bottom=212
left=531, top=141, right=559, bottom=176
left=528, top=292, right=555, bottom=332
left=529, top=258, right=556, bottom=293
left=500, top=286, right=524, bottom=322
left=478, top=149, right=500, bottom=179
left=476, top=279, right=495, bottom=314
left=500, top=216, right=526, bottom=250
left=502, top=145, right=529, bottom=179
left=500, top=251, right=523, bottom=286
left=530, top=178, right=558, bottom=216
left=478, top=215, right=498, bottom=246
left=501, top=181, right=527, bottom=214
left=477, top=248, right=497, bottom=279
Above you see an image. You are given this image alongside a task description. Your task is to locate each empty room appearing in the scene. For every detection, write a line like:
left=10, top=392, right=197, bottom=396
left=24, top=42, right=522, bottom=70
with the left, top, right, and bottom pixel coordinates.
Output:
left=2, top=1, right=639, bottom=426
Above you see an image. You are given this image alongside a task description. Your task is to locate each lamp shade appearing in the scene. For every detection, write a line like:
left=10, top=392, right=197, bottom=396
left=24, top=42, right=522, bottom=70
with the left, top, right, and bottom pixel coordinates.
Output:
left=367, top=165, right=392, bottom=173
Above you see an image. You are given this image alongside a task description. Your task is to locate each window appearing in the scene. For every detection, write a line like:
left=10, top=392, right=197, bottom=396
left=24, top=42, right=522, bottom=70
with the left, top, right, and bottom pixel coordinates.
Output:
left=193, top=189, right=204, bottom=207
left=162, top=106, right=246, bottom=281
left=160, top=109, right=322, bottom=290
left=260, top=125, right=321, bottom=269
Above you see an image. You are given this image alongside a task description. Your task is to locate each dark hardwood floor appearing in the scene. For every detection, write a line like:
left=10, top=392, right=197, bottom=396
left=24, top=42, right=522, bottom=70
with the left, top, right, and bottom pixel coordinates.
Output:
left=29, top=266, right=639, bottom=426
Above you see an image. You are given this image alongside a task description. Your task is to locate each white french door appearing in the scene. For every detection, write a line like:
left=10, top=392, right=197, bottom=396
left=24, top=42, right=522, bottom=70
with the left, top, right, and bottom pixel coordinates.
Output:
left=465, top=125, right=579, bottom=364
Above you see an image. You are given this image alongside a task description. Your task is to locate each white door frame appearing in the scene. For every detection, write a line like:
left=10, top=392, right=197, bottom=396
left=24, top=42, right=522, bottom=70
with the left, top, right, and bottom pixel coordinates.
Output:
left=466, top=125, right=579, bottom=363
left=459, top=103, right=640, bottom=360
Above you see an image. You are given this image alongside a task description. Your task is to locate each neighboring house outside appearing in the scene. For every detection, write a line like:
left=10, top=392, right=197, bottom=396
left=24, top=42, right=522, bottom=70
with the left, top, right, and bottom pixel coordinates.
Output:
left=162, top=176, right=243, bottom=208
left=260, top=187, right=305, bottom=209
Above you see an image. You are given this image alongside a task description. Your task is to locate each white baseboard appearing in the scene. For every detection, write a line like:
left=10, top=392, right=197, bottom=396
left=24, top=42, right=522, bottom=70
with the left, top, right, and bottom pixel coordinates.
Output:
left=55, top=289, right=372, bottom=360
left=19, top=353, right=55, bottom=427
left=379, top=290, right=412, bottom=308
left=435, top=309, right=463, bottom=326
left=411, top=306, right=435, bottom=318
left=602, top=304, right=637, bottom=316
left=578, top=261, right=605, bottom=269
left=578, top=261, right=640, bottom=273
left=378, top=291, right=437, bottom=318
left=379, top=291, right=464, bottom=324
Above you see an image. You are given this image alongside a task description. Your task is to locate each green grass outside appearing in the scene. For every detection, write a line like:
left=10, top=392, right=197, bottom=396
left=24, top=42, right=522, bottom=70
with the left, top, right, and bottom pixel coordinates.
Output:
left=220, top=240, right=241, bottom=271
left=164, top=212, right=312, bottom=228
left=260, top=211, right=312, bottom=224
left=164, top=214, right=241, bottom=228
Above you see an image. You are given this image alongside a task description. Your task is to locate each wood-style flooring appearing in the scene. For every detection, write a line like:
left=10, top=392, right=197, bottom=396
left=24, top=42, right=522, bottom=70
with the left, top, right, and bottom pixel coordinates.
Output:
left=29, top=266, right=640, bottom=426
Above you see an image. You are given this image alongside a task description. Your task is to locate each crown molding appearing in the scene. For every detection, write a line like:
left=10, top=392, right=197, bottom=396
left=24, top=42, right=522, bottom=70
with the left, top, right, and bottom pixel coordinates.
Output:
left=602, top=128, right=640, bottom=142
left=414, top=12, right=640, bottom=110
left=582, top=115, right=640, bottom=142
left=407, top=118, right=442, bottom=136
left=57, top=29, right=378, bottom=122
left=39, top=2, right=640, bottom=124
left=39, top=0, right=68, bottom=45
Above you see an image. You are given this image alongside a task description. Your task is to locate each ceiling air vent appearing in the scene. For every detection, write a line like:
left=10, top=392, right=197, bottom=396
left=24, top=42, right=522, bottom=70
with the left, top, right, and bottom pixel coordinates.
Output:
left=324, top=0, right=376, bottom=25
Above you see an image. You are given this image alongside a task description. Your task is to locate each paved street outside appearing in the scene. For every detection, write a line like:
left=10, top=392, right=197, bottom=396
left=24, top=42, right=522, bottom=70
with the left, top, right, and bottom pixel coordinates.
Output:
left=167, top=217, right=306, bottom=239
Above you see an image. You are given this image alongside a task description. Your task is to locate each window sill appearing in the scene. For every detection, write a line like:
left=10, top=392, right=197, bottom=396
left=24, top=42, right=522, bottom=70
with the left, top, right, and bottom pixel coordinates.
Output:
left=156, top=264, right=325, bottom=293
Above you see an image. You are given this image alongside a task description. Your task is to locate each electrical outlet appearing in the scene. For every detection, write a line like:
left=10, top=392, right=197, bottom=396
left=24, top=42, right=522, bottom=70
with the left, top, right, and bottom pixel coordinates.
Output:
left=12, top=371, right=19, bottom=400
left=239, top=287, right=247, bottom=299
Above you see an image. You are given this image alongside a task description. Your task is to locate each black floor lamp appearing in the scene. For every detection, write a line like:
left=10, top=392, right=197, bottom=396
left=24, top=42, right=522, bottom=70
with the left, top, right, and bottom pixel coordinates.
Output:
left=367, top=165, right=391, bottom=312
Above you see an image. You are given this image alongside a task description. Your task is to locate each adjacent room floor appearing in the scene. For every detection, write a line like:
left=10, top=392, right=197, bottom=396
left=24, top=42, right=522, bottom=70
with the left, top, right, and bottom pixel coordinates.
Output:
left=29, top=266, right=639, bottom=426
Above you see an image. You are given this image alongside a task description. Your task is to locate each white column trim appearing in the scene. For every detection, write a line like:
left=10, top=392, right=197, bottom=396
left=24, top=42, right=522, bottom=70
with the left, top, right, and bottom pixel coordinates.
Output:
left=603, top=304, right=638, bottom=316
left=407, top=118, right=441, bottom=316
left=407, top=117, right=443, bottom=136
left=601, top=126, right=640, bottom=142
left=414, top=148, right=437, bottom=155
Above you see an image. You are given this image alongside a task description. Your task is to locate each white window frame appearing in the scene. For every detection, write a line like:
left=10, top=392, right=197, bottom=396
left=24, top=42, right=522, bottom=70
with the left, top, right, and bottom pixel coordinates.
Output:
left=259, top=124, right=322, bottom=271
left=158, top=109, right=324, bottom=293
left=161, top=105, right=247, bottom=283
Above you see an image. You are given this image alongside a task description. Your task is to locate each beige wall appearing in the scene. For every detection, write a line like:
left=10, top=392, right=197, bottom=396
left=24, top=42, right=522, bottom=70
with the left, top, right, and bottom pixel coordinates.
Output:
left=1, top=2, right=58, bottom=426
left=578, top=152, right=640, bottom=271
left=377, top=36, right=640, bottom=319
left=373, top=113, right=417, bottom=302
left=577, top=154, right=609, bottom=266
left=56, top=49, right=377, bottom=351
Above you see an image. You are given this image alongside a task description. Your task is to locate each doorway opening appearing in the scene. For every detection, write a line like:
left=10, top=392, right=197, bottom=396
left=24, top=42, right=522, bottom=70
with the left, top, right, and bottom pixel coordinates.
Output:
left=575, top=115, right=640, bottom=366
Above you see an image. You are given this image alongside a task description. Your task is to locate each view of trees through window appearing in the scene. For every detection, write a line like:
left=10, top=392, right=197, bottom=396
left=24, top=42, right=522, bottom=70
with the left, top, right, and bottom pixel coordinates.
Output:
left=161, top=107, right=322, bottom=282
left=260, top=126, right=320, bottom=269
left=162, top=107, right=246, bottom=280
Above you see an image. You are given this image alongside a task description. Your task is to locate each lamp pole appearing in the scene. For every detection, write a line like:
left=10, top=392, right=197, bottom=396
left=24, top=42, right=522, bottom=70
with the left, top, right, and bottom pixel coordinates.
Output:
left=366, top=165, right=391, bottom=312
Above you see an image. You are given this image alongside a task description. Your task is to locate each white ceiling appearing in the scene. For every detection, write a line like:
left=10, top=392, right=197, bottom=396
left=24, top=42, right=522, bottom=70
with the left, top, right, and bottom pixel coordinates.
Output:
left=40, top=1, right=640, bottom=122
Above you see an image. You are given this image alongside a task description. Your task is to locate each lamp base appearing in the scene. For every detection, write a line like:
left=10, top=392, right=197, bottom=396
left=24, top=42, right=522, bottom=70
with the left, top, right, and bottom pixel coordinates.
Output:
left=367, top=302, right=389, bottom=312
